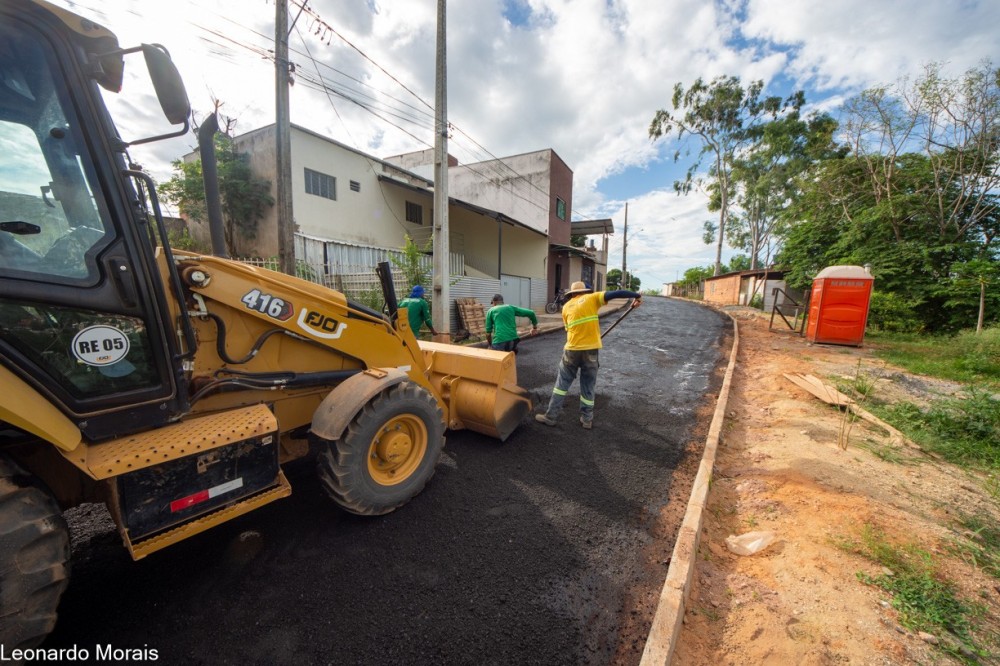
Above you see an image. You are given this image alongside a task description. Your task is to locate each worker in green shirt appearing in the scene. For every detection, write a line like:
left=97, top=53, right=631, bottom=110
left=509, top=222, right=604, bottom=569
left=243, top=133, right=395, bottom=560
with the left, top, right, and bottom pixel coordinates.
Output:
left=485, top=294, right=538, bottom=352
left=398, top=285, right=437, bottom=337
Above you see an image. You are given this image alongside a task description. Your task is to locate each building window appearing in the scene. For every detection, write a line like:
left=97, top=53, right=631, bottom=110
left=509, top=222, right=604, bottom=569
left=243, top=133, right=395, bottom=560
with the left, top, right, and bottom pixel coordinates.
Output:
left=405, top=201, right=423, bottom=225
left=305, top=168, right=336, bottom=200
left=350, top=180, right=361, bottom=192
left=556, top=197, right=566, bottom=220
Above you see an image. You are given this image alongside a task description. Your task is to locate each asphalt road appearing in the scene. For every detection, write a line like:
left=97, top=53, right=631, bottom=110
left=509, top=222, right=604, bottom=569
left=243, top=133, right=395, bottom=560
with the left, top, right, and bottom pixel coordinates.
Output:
left=44, top=297, right=729, bottom=665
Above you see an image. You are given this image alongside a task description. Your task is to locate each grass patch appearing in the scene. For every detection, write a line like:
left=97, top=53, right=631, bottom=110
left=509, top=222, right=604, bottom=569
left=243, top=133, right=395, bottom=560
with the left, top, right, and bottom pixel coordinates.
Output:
left=856, top=440, right=918, bottom=466
left=948, top=513, right=1000, bottom=581
left=847, top=525, right=987, bottom=660
left=867, top=327, right=1000, bottom=391
left=871, top=388, right=1000, bottom=470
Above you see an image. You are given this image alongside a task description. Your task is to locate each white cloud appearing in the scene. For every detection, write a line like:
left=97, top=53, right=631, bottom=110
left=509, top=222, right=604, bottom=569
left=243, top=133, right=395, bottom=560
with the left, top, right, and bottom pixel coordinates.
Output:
left=50, top=0, right=1000, bottom=288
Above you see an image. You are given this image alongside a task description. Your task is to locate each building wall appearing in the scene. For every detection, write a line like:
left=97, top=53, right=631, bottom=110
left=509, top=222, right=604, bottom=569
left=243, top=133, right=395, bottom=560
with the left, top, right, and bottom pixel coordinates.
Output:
left=447, top=151, right=553, bottom=235
left=500, top=223, right=547, bottom=278
left=230, top=125, right=435, bottom=259
left=204, top=125, right=556, bottom=323
left=291, top=130, right=431, bottom=250
left=704, top=274, right=741, bottom=305
left=547, top=150, right=573, bottom=246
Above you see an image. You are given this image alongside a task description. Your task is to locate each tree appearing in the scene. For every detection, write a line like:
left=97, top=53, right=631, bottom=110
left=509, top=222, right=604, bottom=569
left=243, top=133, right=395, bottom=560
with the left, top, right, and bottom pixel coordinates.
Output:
left=391, top=234, right=431, bottom=289
left=949, top=257, right=1000, bottom=333
left=728, top=108, right=841, bottom=269
left=649, top=76, right=791, bottom=275
left=680, top=265, right=714, bottom=287
left=606, top=269, right=640, bottom=291
left=778, top=62, right=1000, bottom=332
left=160, top=131, right=273, bottom=256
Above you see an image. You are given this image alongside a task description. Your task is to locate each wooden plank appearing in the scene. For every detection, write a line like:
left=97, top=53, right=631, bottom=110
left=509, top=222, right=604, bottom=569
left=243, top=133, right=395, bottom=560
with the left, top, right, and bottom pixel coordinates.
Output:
left=783, top=372, right=853, bottom=407
left=783, top=372, right=929, bottom=454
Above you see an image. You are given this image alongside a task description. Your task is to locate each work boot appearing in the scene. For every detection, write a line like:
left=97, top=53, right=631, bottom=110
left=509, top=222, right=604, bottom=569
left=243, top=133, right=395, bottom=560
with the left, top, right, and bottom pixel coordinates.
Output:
left=580, top=417, right=593, bottom=430
left=535, top=413, right=557, bottom=426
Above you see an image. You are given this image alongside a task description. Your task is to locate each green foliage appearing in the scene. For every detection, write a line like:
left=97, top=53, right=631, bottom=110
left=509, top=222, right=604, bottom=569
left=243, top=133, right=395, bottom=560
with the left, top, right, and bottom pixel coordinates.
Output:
left=878, top=389, right=1000, bottom=469
left=649, top=76, right=794, bottom=274
left=948, top=512, right=1000, bottom=581
left=166, top=226, right=206, bottom=252
left=868, top=326, right=1000, bottom=389
left=159, top=133, right=273, bottom=256
left=852, top=524, right=982, bottom=656
left=680, top=265, right=714, bottom=287
left=295, top=260, right=317, bottom=282
left=726, top=254, right=752, bottom=272
left=748, top=293, right=763, bottom=310
left=867, top=291, right=922, bottom=333
left=353, top=286, right=384, bottom=311
left=606, top=268, right=640, bottom=290
left=391, top=234, right=430, bottom=289
left=776, top=61, right=1000, bottom=334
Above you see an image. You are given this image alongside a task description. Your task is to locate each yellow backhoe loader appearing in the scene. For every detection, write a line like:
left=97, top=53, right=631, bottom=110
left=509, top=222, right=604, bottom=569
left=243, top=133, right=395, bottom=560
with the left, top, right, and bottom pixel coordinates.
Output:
left=0, top=0, right=531, bottom=649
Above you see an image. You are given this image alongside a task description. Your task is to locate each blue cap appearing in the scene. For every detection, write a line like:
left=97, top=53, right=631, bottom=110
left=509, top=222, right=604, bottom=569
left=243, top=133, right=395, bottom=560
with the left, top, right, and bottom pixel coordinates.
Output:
left=410, top=285, right=424, bottom=297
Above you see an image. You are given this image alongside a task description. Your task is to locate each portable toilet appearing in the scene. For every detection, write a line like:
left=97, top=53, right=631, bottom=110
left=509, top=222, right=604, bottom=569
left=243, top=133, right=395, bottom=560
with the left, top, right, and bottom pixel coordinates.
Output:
left=805, top=265, right=874, bottom=346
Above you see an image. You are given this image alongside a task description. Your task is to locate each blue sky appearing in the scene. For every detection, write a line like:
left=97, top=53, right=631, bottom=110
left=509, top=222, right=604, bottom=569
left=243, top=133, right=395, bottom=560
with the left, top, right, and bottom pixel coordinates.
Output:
left=54, top=0, right=1000, bottom=287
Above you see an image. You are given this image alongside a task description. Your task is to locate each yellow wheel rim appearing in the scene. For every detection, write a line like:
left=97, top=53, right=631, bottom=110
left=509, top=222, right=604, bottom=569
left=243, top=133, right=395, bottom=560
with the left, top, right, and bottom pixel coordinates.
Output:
left=366, top=414, right=428, bottom=486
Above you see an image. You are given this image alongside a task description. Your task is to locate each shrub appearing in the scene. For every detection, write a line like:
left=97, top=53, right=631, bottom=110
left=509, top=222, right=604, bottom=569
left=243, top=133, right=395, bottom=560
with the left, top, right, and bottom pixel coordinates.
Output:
left=868, top=291, right=921, bottom=332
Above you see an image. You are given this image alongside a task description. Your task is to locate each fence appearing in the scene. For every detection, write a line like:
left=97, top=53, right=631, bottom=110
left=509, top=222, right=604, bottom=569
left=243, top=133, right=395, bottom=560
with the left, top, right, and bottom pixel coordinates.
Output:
left=234, top=257, right=409, bottom=305
left=233, top=257, right=547, bottom=334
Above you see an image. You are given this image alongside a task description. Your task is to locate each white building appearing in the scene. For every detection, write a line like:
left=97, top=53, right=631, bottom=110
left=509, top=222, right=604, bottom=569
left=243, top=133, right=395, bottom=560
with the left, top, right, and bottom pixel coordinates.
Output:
left=184, top=124, right=548, bottom=325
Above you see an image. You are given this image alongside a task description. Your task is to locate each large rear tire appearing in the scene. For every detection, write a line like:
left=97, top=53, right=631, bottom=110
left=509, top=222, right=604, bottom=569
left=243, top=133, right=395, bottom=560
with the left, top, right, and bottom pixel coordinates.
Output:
left=544, top=301, right=559, bottom=314
left=0, top=456, right=70, bottom=650
left=317, top=383, right=445, bottom=516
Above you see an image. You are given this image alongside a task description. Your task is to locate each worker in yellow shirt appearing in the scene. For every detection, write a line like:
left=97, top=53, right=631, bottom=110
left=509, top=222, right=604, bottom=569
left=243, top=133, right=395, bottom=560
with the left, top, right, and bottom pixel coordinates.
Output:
left=535, top=281, right=641, bottom=429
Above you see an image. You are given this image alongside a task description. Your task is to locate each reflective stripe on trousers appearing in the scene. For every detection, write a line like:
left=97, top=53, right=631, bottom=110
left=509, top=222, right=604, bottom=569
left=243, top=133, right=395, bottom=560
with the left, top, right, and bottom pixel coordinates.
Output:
left=543, top=349, right=599, bottom=420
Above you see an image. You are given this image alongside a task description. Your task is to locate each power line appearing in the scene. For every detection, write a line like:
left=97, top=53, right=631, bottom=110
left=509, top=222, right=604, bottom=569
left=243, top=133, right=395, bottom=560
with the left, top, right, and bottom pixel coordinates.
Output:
left=289, top=0, right=433, bottom=113
left=281, top=1, right=564, bottom=218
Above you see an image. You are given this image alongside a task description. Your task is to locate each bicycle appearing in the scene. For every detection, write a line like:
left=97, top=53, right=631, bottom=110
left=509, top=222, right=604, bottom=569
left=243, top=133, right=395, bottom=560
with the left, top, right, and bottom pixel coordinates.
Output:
left=544, top=288, right=568, bottom=314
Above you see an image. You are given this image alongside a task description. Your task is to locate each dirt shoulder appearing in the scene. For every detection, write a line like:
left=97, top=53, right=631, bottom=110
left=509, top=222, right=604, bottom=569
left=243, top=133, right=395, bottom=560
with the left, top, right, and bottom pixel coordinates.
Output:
left=672, top=308, right=1000, bottom=665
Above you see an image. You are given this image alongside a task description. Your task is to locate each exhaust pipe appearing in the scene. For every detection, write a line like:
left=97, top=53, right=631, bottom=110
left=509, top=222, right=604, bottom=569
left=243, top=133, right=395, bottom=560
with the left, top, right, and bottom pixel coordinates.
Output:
left=198, top=113, right=228, bottom=258
left=376, top=261, right=399, bottom=323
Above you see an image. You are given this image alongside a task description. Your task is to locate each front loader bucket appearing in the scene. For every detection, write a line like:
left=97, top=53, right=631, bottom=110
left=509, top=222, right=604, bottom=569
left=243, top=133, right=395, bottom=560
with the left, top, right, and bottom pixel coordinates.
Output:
left=418, top=342, right=532, bottom=442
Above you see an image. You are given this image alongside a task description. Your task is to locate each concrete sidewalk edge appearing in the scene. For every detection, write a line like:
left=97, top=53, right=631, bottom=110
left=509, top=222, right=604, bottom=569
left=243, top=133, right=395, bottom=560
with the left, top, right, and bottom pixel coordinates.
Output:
left=639, top=308, right=740, bottom=666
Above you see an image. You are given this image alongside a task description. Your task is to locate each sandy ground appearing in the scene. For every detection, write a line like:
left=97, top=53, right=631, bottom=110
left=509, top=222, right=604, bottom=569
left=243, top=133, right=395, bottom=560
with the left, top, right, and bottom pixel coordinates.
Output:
left=673, top=308, right=1000, bottom=665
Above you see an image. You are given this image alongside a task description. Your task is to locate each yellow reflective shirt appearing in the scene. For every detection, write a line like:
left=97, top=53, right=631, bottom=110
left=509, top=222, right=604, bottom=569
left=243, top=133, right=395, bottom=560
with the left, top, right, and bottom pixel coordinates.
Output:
left=562, top=292, right=606, bottom=350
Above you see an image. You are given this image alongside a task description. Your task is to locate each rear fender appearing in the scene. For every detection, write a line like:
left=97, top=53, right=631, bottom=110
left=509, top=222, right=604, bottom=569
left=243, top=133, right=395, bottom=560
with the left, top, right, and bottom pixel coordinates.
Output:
left=310, top=368, right=410, bottom=442
left=0, top=365, right=81, bottom=451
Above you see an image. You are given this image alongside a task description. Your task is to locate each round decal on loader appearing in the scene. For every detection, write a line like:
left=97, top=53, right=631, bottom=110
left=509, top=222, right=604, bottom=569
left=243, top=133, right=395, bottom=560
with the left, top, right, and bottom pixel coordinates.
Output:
left=71, top=325, right=130, bottom=367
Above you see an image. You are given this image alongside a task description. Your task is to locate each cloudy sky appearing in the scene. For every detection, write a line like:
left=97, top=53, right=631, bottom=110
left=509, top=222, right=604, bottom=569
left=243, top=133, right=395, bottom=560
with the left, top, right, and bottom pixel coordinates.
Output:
left=54, top=0, right=1000, bottom=287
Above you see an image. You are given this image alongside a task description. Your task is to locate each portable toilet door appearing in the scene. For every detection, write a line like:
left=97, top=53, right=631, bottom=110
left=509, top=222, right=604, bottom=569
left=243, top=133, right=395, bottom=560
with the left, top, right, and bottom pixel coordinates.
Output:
left=805, top=265, right=874, bottom=346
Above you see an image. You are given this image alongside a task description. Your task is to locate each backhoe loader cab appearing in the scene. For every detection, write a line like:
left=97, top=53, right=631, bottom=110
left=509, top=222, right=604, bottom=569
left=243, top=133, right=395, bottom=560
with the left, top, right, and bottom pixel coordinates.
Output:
left=0, top=0, right=531, bottom=649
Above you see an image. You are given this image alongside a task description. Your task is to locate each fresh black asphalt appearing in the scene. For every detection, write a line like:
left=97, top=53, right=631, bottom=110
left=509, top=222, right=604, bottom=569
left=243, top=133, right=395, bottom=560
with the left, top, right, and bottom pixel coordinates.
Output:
left=45, top=297, right=729, bottom=665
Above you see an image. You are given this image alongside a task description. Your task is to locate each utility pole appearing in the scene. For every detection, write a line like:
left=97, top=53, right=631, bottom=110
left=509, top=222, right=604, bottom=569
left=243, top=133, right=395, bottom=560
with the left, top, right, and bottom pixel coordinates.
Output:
left=621, top=202, right=628, bottom=290
left=274, top=0, right=295, bottom=275
left=431, top=0, right=450, bottom=342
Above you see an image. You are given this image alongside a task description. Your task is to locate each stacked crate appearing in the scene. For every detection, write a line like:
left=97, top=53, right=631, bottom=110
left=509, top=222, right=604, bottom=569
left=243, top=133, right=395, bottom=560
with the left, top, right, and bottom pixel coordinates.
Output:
left=456, top=298, right=486, bottom=339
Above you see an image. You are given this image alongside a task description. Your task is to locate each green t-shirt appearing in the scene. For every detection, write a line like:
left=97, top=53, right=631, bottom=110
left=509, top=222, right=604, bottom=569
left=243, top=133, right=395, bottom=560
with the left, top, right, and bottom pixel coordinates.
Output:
left=485, top=304, right=538, bottom=344
left=398, top=297, right=432, bottom=334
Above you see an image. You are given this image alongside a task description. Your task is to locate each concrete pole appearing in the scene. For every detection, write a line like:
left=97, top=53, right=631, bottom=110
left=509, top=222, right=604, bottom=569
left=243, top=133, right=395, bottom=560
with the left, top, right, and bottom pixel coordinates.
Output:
left=431, top=0, right=450, bottom=342
left=275, top=0, right=295, bottom=276
left=622, top=202, right=628, bottom=290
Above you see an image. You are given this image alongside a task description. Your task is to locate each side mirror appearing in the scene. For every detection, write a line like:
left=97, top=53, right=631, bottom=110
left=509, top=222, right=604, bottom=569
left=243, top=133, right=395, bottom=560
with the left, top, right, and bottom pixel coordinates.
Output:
left=99, top=44, right=191, bottom=146
left=142, top=44, right=191, bottom=126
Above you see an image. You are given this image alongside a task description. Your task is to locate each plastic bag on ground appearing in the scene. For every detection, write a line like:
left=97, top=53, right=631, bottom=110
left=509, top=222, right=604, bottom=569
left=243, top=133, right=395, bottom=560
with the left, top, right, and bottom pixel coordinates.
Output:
left=725, top=530, right=777, bottom=556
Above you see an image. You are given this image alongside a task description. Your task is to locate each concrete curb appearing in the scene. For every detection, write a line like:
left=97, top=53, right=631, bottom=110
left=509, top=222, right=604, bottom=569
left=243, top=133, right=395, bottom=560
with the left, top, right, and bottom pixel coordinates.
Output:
left=639, top=307, right=739, bottom=666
